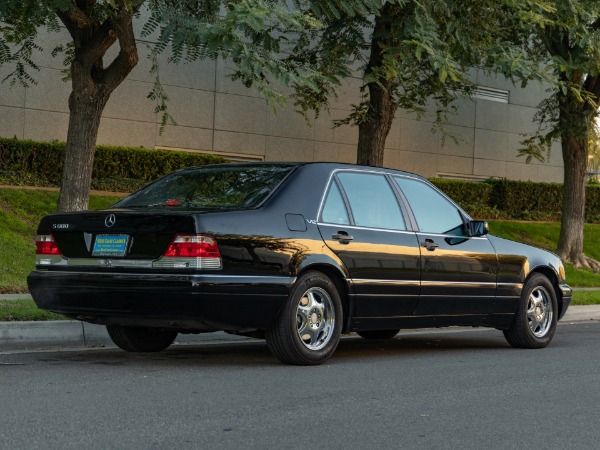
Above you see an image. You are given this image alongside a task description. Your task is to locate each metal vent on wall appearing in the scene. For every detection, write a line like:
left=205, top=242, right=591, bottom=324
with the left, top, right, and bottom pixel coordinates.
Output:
left=473, top=86, right=509, bottom=103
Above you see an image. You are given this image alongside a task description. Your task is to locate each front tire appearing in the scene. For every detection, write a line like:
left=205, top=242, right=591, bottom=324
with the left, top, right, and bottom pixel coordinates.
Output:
left=503, top=273, right=558, bottom=349
left=266, top=271, right=342, bottom=365
left=107, top=325, right=178, bottom=352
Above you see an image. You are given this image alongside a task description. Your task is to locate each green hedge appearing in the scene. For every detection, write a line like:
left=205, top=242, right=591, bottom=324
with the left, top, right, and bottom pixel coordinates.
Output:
left=0, top=137, right=227, bottom=192
left=431, top=178, right=600, bottom=223
left=1, top=137, right=599, bottom=222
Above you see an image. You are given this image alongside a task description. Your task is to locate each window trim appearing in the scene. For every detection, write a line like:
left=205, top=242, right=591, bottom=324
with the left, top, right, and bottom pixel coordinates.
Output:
left=392, top=175, right=471, bottom=236
left=318, top=168, right=413, bottom=232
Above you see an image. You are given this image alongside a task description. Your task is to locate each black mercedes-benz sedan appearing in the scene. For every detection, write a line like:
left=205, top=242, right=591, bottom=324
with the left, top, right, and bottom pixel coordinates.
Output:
left=28, top=162, right=572, bottom=365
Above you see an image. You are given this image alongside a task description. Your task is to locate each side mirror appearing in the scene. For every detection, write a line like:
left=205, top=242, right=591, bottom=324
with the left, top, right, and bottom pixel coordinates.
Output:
left=467, top=220, right=489, bottom=237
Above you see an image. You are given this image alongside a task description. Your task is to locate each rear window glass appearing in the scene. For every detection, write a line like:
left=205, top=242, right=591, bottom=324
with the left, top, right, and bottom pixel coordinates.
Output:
left=112, top=164, right=295, bottom=210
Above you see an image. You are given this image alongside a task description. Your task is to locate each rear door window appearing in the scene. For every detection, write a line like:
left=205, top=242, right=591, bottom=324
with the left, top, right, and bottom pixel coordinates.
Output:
left=336, top=172, right=406, bottom=230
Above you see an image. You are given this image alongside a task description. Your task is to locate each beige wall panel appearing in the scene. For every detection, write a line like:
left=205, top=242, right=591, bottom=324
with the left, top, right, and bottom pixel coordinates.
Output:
left=475, top=100, right=508, bottom=132
left=476, top=71, right=514, bottom=91
left=215, top=59, right=262, bottom=98
left=506, top=162, right=539, bottom=181
left=0, top=65, right=25, bottom=108
left=132, top=7, right=160, bottom=41
left=159, top=52, right=217, bottom=92
left=445, top=98, right=476, bottom=128
left=213, top=130, right=265, bottom=156
left=383, top=149, right=399, bottom=169
left=399, top=118, right=440, bottom=154
left=214, top=93, right=267, bottom=135
left=474, top=129, right=507, bottom=161
left=103, top=80, right=156, bottom=123
left=328, top=77, right=363, bottom=111
left=509, top=81, right=545, bottom=108
left=444, top=98, right=476, bottom=128
left=23, top=109, right=69, bottom=141
left=548, top=142, right=563, bottom=166
left=158, top=85, right=214, bottom=129
left=314, top=109, right=357, bottom=146
left=400, top=150, right=438, bottom=178
left=97, top=118, right=156, bottom=148
left=267, top=107, right=314, bottom=141
left=118, top=46, right=155, bottom=84
left=506, top=133, right=527, bottom=163
left=24, top=68, right=70, bottom=113
left=473, top=158, right=507, bottom=178
left=384, top=116, right=402, bottom=150
left=397, top=97, right=438, bottom=122
left=0, top=106, right=24, bottom=139
left=265, top=137, right=314, bottom=162
left=439, top=125, right=474, bottom=158
left=30, top=28, right=71, bottom=71
left=437, top=155, right=474, bottom=176
left=313, top=142, right=356, bottom=163
left=155, top=125, right=213, bottom=151
left=536, top=165, right=563, bottom=183
left=508, top=104, right=538, bottom=135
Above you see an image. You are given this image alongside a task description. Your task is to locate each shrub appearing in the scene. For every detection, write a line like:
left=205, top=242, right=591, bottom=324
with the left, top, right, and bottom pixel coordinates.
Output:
left=0, top=137, right=228, bottom=192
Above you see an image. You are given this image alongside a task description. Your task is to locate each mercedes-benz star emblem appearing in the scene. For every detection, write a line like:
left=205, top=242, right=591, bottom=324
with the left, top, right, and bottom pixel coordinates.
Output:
left=105, top=214, right=116, bottom=228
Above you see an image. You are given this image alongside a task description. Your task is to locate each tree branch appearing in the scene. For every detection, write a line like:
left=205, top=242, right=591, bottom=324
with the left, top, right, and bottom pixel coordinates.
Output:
left=55, top=4, right=96, bottom=40
left=102, top=12, right=139, bottom=93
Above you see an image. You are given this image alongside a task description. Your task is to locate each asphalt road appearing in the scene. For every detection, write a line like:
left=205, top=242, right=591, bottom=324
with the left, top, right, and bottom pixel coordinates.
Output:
left=1, top=322, right=599, bottom=450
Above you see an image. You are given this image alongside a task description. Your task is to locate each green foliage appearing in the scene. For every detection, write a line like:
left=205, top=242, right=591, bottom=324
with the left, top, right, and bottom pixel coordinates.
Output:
left=433, top=178, right=600, bottom=223
left=0, top=137, right=227, bottom=192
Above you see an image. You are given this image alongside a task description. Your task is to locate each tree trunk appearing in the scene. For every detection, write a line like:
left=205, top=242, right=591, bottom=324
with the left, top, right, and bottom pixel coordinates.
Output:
left=556, top=98, right=600, bottom=270
left=57, top=89, right=109, bottom=212
left=357, top=9, right=396, bottom=167
left=557, top=134, right=587, bottom=264
left=55, top=8, right=140, bottom=212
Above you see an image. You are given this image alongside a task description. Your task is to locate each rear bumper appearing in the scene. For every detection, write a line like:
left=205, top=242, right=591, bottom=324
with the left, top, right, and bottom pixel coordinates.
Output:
left=558, top=283, right=572, bottom=321
left=27, top=270, right=295, bottom=332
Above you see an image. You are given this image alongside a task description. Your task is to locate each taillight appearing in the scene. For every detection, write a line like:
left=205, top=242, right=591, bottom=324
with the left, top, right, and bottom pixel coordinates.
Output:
left=163, top=235, right=221, bottom=258
left=153, top=234, right=222, bottom=269
left=36, top=235, right=61, bottom=255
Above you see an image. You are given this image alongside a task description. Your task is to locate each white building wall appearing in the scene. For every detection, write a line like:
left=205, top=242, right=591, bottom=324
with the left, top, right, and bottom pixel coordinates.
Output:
left=0, top=26, right=564, bottom=183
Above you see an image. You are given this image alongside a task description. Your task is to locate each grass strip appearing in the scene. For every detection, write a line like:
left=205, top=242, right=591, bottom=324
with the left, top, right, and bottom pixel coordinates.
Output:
left=0, top=299, right=68, bottom=321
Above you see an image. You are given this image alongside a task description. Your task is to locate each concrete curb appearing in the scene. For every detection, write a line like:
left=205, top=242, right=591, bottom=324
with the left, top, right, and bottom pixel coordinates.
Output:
left=0, top=321, right=252, bottom=350
left=0, top=306, right=597, bottom=351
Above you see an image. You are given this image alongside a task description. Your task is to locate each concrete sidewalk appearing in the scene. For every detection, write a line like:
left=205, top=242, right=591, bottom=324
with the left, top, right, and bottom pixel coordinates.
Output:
left=0, top=305, right=598, bottom=352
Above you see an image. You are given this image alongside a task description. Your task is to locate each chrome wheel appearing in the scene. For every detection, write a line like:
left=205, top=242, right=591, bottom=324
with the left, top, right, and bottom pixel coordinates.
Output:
left=527, top=286, right=553, bottom=337
left=296, top=287, right=335, bottom=351
left=503, top=273, right=558, bottom=349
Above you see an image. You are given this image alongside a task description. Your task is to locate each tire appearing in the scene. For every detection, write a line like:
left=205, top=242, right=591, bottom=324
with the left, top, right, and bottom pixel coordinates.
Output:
left=503, top=273, right=558, bottom=349
left=266, top=271, right=342, bottom=365
left=106, top=325, right=178, bottom=352
left=357, top=329, right=400, bottom=340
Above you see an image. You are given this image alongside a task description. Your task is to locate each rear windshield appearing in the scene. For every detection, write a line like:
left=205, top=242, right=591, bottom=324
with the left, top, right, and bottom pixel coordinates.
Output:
left=112, top=164, right=296, bottom=210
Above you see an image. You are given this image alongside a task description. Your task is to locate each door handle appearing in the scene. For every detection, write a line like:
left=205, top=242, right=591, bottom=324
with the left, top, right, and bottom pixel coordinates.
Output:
left=420, top=238, right=439, bottom=251
left=332, top=232, right=354, bottom=243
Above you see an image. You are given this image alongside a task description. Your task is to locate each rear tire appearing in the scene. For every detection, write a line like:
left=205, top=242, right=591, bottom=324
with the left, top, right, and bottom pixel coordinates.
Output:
left=266, top=271, right=342, bottom=365
left=106, top=325, right=177, bottom=352
left=357, top=329, right=400, bottom=340
left=503, top=273, right=557, bottom=349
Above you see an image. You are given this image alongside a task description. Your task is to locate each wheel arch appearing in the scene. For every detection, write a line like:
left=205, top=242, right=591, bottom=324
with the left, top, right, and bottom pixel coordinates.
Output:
left=295, top=263, right=353, bottom=334
left=525, top=266, right=564, bottom=319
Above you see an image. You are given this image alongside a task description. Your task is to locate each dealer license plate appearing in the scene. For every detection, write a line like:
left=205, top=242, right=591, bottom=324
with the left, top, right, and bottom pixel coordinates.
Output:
left=92, top=234, right=129, bottom=257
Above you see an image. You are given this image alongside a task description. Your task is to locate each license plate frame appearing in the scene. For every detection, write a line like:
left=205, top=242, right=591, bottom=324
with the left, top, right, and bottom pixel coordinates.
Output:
left=92, top=234, right=130, bottom=257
